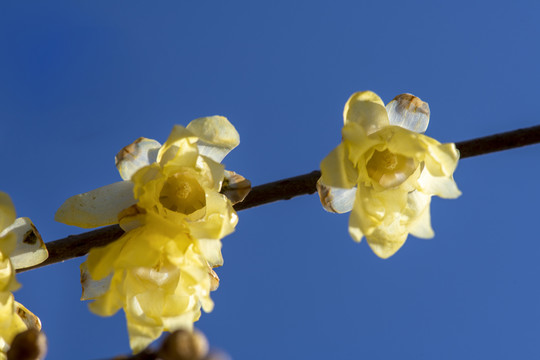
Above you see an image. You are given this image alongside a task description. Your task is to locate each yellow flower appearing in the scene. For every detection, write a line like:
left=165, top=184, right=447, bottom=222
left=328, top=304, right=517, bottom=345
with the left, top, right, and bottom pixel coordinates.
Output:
left=0, top=192, right=48, bottom=358
left=318, top=91, right=461, bottom=258
left=56, top=116, right=247, bottom=352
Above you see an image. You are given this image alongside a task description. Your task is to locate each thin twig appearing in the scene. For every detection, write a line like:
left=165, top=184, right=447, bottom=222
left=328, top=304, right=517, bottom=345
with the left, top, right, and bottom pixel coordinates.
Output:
left=17, top=124, right=540, bottom=273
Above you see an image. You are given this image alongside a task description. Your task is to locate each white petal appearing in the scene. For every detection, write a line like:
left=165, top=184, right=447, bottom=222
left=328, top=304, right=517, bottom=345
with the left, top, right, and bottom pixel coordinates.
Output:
left=385, top=94, right=430, bottom=133
left=115, top=138, right=161, bottom=180
left=3, top=217, right=48, bottom=269
left=14, top=302, right=42, bottom=330
left=316, top=179, right=356, bottom=214
left=186, top=116, right=240, bottom=163
left=221, top=170, right=251, bottom=205
left=55, top=181, right=136, bottom=228
left=80, top=263, right=112, bottom=300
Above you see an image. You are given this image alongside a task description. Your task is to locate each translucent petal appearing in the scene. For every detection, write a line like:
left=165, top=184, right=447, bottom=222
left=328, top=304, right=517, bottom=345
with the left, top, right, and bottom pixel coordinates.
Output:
left=196, top=156, right=225, bottom=192
left=320, top=143, right=357, bottom=189
left=14, top=302, right=41, bottom=330
left=116, top=138, right=161, bottom=181
left=405, top=191, right=434, bottom=239
left=343, top=91, right=389, bottom=135
left=349, top=186, right=411, bottom=258
left=4, top=218, right=48, bottom=270
left=195, top=239, right=223, bottom=268
left=0, top=192, right=16, bottom=233
left=186, top=116, right=240, bottom=163
left=55, top=181, right=136, bottom=228
left=157, top=125, right=199, bottom=170
left=385, top=93, right=430, bottom=133
left=80, top=263, right=112, bottom=300
left=365, top=226, right=408, bottom=259
left=316, top=179, right=356, bottom=214
left=416, top=169, right=462, bottom=199
left=221, top=170, right=251, bottom=205
left=189, top=192, right=237, bottom=251
left=423, top=142, right=460, bottom=177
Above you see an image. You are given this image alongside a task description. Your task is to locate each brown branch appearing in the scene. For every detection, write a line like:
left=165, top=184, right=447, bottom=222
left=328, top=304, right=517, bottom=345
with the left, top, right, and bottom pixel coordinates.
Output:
left=17, top=124, right=540, bottom=273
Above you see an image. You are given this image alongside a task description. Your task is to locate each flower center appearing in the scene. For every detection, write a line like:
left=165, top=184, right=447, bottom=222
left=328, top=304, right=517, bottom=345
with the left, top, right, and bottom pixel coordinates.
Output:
left=159, top=172, right=206, bottom=215
left=366, top=149, right=417, bottom=188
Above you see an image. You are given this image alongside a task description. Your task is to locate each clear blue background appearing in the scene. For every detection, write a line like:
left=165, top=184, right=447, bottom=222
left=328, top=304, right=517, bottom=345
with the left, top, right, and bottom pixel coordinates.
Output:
left=1, top=1, right=540, bottom=359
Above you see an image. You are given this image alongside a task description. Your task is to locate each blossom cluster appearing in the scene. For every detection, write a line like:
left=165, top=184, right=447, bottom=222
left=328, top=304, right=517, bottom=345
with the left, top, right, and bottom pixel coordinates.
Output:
left=56, top=116, right=247, bottom=352
left=2, top=90, right=461, bottom=355
left=0, top=192, right=48, bottom=358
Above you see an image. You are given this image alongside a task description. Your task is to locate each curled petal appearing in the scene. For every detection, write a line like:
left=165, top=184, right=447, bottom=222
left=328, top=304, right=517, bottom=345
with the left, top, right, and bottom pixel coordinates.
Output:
left=385, top=93, right=430, bottom=133
left=4, top=218, right=48, bottom=270
left=343, top=91, right=389, bottom=135
left=186, top=116, right=240, bottom=163
left=55, top=181, right=136, bottom=228
left=221, top=170, right=251, bottom=205
left=157, top=125, right=199, bottom=170
left=116, top=138, right=161, bottom=181
left=316, top=179, right=356, bottom=214
left=424, top=142, right=460, bottom=177
left=14, top=302, right=41, bottom=330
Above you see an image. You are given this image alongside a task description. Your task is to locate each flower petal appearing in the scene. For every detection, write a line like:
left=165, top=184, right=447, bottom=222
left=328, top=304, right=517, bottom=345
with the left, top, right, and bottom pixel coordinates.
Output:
left=0, top=192, right=16, bottom=234
left=80, top=263, right=112, bottom=300
left=416, top=169, right=461, bottom=199
left=14, top=302, right=41, bottom=330
left=221, top=170, right=251, bottom=205
left=320, top=143, right=357, bottom=189
left=316, top=179, right=356, bottom=214
left=385, top=94, right=430, bottom=133
left=4, top=218, right=48, bottom=270
left=55, top=181, right=136, bottom=228
left=157, top=125, right=199, bottom=171
left=343, top=91, right=389, bottom=135
left=405, top=191, right=434, bottom=239
left=116, top=138, right=161, bottom=181
left=186, top=116, right=240, bottom=163
left=349, top=186, right=410, bottom=258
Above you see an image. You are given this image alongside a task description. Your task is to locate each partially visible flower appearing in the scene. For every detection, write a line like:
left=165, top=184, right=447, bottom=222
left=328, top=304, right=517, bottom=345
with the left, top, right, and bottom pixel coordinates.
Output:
left=0, top=192, right=48, bottom=359
left=318, top=91, right=461, bottom=258
left=56, top=116, right=249, bottom=352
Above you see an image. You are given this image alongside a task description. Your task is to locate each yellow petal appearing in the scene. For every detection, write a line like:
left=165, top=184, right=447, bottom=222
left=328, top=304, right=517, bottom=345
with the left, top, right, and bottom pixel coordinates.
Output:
left=5, top=218, right=48, bottom=270
left=343, top=91, right=389, bottom=135
left=0, top=193, right=16, bottom=234
left=320, top=143, right=357, bottom=189
left=423, top=142, right=460, bottom=177
left=404, top=191, right=434, bottom=239
left=186, top=116, right=240, bottom=163
left=157, top=125, right=199, bottom=171
left=349, top=186, right=410, bottom=258
left=116, top=138, right=161, bottom=181
left=385, top=93, right=430, bottom=133
left=55, top=181, right=136, bottom=228
left=416, top=168, right=461, bottom=199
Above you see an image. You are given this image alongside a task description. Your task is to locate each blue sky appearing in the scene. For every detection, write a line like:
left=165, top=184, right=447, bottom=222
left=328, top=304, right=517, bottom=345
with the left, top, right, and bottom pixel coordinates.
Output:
left=1, top=1, right=540, bottom=359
